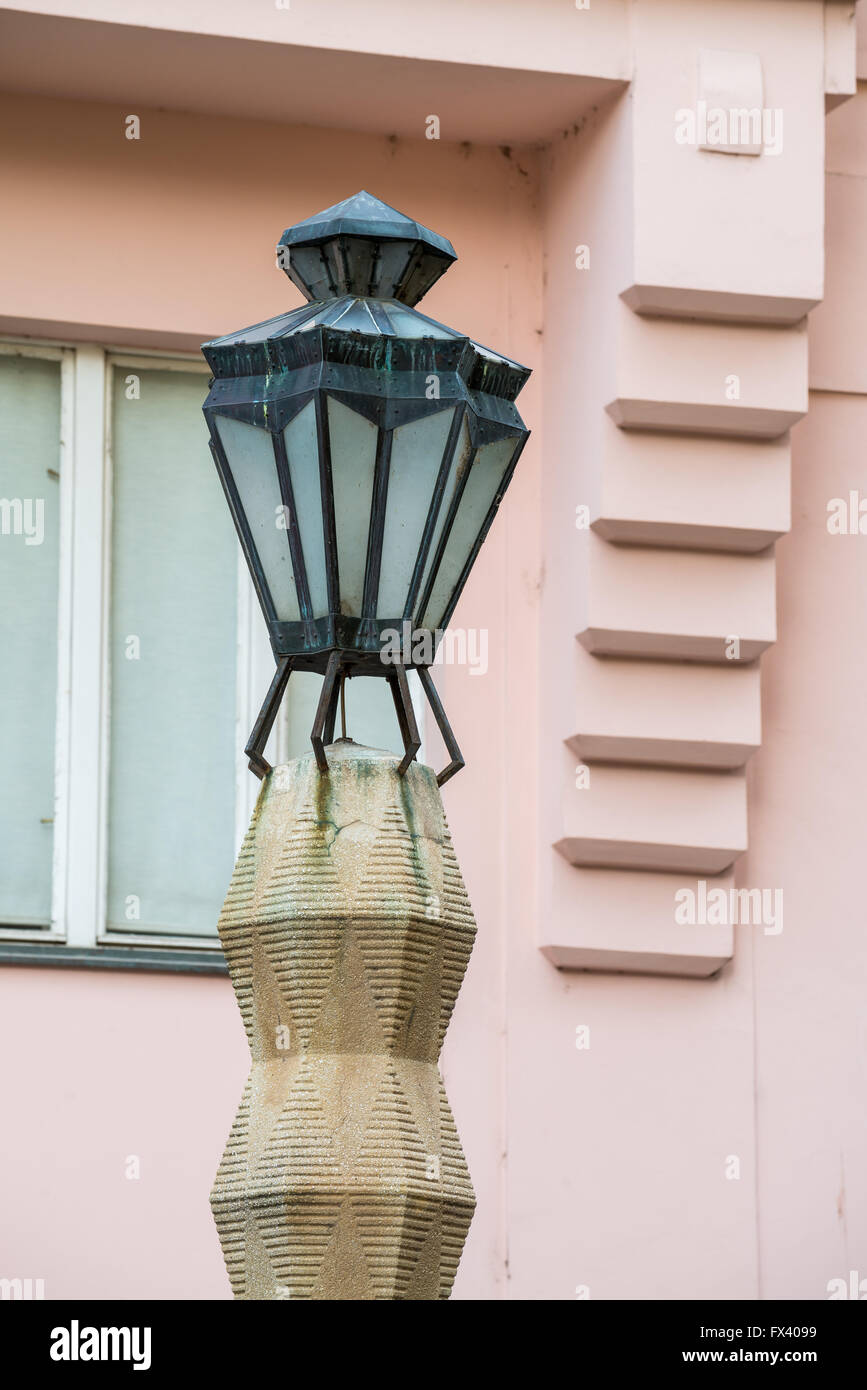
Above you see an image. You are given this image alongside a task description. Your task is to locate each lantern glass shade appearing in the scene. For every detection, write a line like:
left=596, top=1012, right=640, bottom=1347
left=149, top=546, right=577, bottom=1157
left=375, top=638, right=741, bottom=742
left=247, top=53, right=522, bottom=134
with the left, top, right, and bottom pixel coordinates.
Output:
left=327, top=399, right=378, bottom=619
left=282, top=402, right=328, bottom=619
left=202, top=190, right=530, bottom=680
left=377, top=407, right=457, bottom=620
left=215, top=415, right=301, bottom=622
left=419, top=433, right=519, bottom=631
left=411, top=412, right=473, bottom=627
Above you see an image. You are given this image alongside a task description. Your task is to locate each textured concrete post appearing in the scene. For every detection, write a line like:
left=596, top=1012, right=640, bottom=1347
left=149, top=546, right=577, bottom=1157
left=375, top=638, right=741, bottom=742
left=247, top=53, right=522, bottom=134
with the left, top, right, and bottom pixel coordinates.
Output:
left=211, top=741, right=477, bottom=1299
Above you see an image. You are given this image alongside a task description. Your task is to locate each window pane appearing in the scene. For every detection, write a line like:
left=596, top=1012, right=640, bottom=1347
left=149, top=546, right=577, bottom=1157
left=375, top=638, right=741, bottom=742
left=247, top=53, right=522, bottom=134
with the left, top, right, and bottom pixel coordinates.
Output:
left=107, top=366, right=237, bottom=936
left=0, top=354, right=61, bottom=926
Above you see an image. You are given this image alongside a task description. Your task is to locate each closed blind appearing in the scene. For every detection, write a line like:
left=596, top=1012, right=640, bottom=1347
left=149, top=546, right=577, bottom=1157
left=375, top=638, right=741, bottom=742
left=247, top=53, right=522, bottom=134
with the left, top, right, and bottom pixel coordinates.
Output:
left=106, top=367, right=237, bottom=936
left=0, top=355, right=61, bottom=926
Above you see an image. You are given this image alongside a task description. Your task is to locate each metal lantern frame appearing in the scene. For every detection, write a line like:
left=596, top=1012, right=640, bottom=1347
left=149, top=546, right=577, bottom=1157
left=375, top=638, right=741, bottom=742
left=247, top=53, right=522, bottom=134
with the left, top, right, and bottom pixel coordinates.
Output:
left=202, top=192, right=530, bottom=785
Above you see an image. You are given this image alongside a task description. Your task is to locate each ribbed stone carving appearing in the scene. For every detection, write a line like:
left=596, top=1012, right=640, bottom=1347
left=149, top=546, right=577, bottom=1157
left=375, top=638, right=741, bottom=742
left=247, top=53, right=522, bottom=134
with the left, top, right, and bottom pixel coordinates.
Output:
left=211, top=741, right=477, bottom=1300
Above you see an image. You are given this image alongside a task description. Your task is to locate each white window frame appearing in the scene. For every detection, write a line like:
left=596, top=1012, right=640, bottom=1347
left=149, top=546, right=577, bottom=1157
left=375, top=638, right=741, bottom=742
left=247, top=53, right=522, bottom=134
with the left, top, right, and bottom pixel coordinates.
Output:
left=0, top=337, right=276, bottom=962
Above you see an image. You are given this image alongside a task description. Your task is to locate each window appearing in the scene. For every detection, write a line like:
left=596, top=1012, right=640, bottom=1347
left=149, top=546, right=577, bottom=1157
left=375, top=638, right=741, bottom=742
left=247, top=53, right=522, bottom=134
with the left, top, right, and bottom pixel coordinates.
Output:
left=0, top=340, right=418, bottom=970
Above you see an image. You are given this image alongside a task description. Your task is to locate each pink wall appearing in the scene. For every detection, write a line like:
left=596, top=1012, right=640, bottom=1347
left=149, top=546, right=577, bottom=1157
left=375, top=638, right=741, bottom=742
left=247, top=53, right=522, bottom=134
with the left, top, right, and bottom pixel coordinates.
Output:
left=748, top=82, right=867, bottom=1296
left=0, top=91, right=539, bottom=353
left=0, top=90, right=544, bottom=1300
left=0, top=968, right=241, bottom=1298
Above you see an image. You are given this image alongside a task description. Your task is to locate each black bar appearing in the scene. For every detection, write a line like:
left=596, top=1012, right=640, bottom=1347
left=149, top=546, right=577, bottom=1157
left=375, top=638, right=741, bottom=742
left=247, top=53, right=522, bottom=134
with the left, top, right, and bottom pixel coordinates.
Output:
left=3, top=1298, right=861, bottom=1366
left=314, top=387, right=340, bottom=618
left=361, top=425, right=393, bottom=621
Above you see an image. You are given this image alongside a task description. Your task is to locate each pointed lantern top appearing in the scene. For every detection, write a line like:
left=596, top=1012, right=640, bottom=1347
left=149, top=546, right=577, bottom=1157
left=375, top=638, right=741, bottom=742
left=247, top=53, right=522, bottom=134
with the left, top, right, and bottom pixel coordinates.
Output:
left=276, top=190, right=457, bottom=308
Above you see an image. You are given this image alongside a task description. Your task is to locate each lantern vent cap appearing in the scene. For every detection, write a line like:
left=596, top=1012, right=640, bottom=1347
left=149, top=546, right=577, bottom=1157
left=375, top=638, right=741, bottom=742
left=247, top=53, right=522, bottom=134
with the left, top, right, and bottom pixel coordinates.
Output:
left=277, top=190, right=457, bottom=307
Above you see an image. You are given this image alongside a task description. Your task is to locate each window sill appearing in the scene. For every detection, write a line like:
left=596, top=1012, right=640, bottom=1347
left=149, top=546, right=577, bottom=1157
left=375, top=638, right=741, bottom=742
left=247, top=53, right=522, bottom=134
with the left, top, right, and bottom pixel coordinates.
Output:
left=0, top=940, right=228, bottom=975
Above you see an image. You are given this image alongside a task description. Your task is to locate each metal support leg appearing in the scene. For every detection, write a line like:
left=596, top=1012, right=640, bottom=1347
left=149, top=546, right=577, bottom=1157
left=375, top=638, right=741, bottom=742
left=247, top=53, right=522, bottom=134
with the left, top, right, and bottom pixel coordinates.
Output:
left=322, top=668, right=342, bottom=747
left=387, top=663, right=421, bottom=777
left=245, top=657, right=293, bottom=779
left=417, top=665, right=465, bottom=786
left=311, top=651, right=341, bottom=774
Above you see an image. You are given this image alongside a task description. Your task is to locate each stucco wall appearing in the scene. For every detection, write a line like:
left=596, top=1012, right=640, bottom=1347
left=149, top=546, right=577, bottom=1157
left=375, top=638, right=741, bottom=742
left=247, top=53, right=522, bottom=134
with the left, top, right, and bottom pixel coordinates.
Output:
left=749, top=81, right=867, bottom=1298
left=0, top=90, right=543, bottom=1300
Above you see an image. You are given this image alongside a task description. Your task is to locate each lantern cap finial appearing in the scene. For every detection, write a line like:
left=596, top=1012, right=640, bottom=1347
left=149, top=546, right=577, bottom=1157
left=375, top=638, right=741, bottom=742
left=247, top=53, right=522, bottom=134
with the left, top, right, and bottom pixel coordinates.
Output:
left=277, top=190, right=457, bottom=307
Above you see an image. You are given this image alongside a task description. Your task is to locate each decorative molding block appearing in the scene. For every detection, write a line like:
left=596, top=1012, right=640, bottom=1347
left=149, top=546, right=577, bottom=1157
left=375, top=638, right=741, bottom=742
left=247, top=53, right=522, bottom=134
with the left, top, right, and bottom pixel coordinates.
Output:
left=591, top=419, right=791, bottom=552
left=568, top=644, right=761, bottom=771
left=555, top=753, right=748, bottom=876
left=211, top=742, right=477, bottom=1300
left=697, top=49, right=764, bottom=156
left=578, top=533, right=776, bottom=663
left=539, top=856, right=734, bottom=978
left=606, top=309, right=808, bottom=440
left=620, top=284, right=819, bottom=327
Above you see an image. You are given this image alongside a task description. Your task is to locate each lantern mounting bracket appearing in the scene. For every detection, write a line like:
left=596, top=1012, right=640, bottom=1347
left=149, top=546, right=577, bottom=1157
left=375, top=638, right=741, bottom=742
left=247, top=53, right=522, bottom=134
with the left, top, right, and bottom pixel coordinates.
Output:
left=417, top=666, right=465, bottom=787
left=244, top=656, right=293, bottom=779
left=245, top=652, right=463, bottom=788
left=310, top=651, right=342, bottom=774
left=310, top=653, right=421, bottom=780
left=386, top=662, right=421, bottom=777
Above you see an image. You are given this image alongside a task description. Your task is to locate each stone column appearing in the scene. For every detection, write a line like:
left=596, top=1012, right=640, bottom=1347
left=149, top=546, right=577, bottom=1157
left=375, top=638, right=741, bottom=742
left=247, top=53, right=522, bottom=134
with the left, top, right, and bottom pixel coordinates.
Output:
left=210, top=740, right=477, bottom=1300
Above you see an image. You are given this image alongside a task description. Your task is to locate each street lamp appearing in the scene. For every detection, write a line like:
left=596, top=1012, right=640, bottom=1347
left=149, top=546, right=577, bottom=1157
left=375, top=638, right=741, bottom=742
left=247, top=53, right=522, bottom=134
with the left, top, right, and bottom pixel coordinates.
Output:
left=205, top=193, right=532, bottom=1302
left=202, top=191, right=530, bottom=782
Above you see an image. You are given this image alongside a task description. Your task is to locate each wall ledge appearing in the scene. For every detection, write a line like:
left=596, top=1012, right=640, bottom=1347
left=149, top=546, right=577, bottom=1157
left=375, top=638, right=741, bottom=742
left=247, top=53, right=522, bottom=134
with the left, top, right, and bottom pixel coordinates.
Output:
left=0, top=942, right=228, bottom=975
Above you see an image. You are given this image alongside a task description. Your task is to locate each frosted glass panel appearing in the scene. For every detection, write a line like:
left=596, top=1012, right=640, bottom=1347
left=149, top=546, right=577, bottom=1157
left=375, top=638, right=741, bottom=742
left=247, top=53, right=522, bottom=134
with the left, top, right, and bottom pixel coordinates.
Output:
left=284, top=401, right=327, bottom=618
left=108, top=367, right=237, bottom=936
left=329, top=300, right=381, bottom=334
left=377, top=408, right=455, bottom=619
left=328, top=397, right=377, bottom=617
left=0, top=355, right=61, bottom=926
left=414, top=415, right=472, bottom=624
left=384, top=303, right=453, bottom=340
left=217, top=416, right=300, bottom=621
left=421, top=436, right=517, bottom=631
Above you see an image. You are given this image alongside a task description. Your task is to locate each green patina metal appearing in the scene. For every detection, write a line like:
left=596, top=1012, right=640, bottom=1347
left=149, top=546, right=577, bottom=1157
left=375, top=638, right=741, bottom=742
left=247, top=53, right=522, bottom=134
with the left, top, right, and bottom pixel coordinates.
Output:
left=201, top=191, right=531, bottom=784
